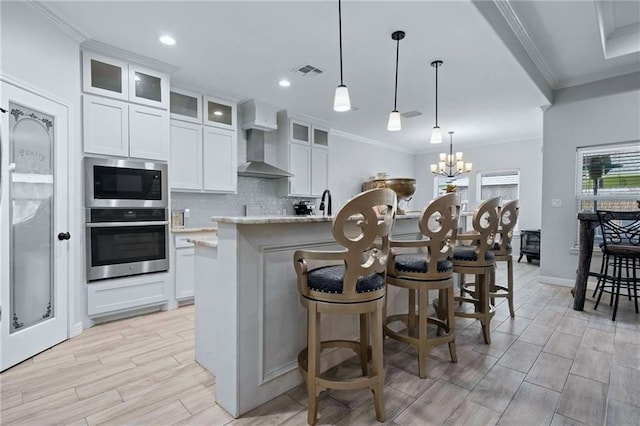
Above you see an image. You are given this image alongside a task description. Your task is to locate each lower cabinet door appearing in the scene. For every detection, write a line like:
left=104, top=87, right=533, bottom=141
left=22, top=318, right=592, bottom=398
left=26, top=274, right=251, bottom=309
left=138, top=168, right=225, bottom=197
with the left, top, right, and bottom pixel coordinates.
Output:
left=203, top=127, right=237, bottom=193
left=175, top=247, right=195, bottom=299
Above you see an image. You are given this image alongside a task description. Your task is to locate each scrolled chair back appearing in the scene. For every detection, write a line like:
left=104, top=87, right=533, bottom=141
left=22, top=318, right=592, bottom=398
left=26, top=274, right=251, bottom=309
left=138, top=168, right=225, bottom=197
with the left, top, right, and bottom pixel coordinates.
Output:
left=493, top=199, right=519, bottom=256
left=470, top=197, right=501, bottom=265
left=294, top=188, right=397, bottom=303
left=596, top=210, right=640, bottom=249
left=417, top=193, right=460, bottom=277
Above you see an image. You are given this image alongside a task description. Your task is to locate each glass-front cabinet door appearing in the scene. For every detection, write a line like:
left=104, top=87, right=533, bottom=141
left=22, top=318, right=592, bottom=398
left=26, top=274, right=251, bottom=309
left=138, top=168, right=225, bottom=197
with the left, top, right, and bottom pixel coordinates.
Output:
left=129, top=65, right=169, bottom=110
left=170, top=88, right=202, bottom=124
left=82, top=51, right=129, bottom=101
left=290, top=120, right=310, bottom=145
left=203, top=95, right=236, bottom=131
left=312, top=126, right=329, bottom=148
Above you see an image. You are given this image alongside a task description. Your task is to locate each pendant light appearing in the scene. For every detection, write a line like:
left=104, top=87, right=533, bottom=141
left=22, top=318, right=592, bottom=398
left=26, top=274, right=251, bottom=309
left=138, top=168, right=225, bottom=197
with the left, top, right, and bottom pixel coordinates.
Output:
left=430, top=60, right=443, bottom=143
left=387, top=30, right=405, bottom=131
left=333, top=0, right=351, bottom=112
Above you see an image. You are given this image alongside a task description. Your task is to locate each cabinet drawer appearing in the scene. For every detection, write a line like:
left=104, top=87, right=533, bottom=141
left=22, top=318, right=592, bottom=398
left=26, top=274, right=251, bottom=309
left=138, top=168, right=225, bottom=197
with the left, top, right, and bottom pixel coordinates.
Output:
left=88, top=274, right=168, bottom=317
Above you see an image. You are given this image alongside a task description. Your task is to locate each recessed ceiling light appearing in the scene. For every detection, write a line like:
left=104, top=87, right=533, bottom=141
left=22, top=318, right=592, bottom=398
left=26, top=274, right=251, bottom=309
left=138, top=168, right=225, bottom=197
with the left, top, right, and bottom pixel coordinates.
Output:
left=159, top=35, right=176, bottom=46
left=214, top=111, right=223, bottom=116
left=278, top=79, right=291, bottom=87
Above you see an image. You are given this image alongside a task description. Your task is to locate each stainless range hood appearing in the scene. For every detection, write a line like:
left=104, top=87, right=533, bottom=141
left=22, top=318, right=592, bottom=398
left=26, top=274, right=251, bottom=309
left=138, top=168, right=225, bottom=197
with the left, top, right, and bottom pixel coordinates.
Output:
left=238, top=129, right=292, bottom=179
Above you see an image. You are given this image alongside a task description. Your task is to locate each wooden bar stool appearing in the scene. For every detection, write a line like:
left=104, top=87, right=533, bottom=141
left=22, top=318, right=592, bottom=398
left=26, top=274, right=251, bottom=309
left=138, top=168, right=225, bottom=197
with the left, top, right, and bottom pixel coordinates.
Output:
left=451, top=197, right=500, bottom=344
left=293, top=188, right=397, bottom=425
left=490, top=200, right=519, bottom=317
left=384, top=193, right=460, bottom=379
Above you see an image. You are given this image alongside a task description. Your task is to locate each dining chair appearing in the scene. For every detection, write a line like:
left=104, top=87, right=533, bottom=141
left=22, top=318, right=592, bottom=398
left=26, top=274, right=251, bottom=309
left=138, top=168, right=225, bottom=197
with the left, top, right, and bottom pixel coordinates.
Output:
left=293, top=188, right=397, bottom=425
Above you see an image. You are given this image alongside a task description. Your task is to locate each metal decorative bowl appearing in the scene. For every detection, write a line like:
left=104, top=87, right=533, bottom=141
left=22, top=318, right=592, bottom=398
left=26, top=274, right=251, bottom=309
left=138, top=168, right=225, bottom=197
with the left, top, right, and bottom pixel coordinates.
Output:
left=363, top=177, right=417, bottom=214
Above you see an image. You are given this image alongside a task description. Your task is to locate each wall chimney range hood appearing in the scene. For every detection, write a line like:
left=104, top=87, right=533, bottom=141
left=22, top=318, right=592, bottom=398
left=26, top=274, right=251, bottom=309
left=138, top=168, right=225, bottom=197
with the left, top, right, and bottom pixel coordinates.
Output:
left=237, top=129, right=293, bottom=179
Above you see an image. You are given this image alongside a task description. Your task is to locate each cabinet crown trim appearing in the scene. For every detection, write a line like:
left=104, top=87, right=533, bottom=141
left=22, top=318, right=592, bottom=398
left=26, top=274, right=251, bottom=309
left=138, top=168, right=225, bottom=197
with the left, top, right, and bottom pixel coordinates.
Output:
left=82, top=41, right=180, bottom=74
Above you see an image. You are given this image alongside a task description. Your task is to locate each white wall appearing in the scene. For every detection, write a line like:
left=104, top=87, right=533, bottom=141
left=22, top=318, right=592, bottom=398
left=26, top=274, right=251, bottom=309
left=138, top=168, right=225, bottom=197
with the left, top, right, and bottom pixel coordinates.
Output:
left=1, top=2, right=84, bottom=329
left=540, top=73, right=640, bottom=284
left=413, top=138, right=543, bottom=231
left=327, top=131, right=416, bottom=210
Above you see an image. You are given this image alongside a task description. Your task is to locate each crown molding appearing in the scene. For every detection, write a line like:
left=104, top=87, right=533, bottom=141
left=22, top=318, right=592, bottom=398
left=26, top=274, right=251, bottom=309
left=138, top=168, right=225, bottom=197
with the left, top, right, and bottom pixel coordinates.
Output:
left=492, top=0, right=559, bottom=89
left=415, top=134, right=542, bottom=155
left=81, top=40, right=180, bottom=75
left=26, top=0, right=90, bottom=43
left=555, top=63, right=640, bottom=89
left=329, top=129, right=414, bottom=154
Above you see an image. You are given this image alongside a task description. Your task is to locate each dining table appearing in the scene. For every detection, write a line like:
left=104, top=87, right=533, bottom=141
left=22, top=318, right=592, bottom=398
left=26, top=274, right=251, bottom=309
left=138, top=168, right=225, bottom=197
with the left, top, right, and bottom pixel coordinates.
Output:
left=573, top=212, right=599, bottom=310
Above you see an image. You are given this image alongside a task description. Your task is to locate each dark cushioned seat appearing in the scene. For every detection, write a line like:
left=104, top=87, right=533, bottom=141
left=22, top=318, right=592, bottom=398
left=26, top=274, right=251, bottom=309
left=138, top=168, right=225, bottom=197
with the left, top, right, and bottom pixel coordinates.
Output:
left=307, top=265, right=384, bottom=294
left=492, top=242, right=512, bottom=252
left=453, top=246, right=494, bottom=262
left=394, top=254, right=452, bottom=273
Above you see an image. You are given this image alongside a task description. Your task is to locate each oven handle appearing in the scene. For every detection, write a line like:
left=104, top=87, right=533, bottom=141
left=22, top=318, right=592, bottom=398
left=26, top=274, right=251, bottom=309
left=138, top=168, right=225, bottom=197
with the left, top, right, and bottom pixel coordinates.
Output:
left=86, top=220, right=169, bottom=228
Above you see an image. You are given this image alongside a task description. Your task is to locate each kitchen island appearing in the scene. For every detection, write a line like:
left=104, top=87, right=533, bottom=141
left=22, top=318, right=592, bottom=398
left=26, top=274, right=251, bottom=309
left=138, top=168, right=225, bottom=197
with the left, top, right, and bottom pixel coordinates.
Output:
left=193, top=214, right=421, bottom=417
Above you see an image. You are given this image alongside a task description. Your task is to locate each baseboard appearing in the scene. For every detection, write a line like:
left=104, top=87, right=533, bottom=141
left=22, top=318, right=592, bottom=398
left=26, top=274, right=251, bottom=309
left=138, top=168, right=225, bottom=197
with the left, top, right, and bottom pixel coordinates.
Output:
left=539, top=275, right=575, bottom=287
left=70, top=321, right=84, bottom=338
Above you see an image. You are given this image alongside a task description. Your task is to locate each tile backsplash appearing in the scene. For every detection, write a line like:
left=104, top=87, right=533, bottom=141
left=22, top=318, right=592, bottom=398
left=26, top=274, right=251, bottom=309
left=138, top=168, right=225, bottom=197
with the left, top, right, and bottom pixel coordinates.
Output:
left=171, top=177, right=316, bottom=227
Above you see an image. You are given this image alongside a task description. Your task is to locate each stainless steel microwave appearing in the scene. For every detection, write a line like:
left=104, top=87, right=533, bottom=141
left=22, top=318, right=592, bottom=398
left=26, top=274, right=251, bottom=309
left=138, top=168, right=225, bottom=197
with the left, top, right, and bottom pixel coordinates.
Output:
left=85, top=157, right=168, bottom=208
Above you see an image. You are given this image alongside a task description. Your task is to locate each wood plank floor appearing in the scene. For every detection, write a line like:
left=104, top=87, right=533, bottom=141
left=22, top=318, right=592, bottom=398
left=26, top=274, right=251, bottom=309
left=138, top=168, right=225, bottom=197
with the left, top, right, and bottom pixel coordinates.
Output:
left=2, top=261, right=639, bottom=425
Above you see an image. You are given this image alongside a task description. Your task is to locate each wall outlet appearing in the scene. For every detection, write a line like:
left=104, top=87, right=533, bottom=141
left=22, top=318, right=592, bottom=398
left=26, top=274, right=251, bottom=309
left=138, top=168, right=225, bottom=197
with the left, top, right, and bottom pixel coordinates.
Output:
left=184, top=208, right=190, bottom=218
left=551, top=199, right=562, bottom=207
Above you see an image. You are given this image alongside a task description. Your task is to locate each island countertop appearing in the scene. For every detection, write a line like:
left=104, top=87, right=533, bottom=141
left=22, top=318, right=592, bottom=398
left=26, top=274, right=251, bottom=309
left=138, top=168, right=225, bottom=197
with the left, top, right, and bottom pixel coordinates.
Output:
left=211, top=212, right=420, bottom=225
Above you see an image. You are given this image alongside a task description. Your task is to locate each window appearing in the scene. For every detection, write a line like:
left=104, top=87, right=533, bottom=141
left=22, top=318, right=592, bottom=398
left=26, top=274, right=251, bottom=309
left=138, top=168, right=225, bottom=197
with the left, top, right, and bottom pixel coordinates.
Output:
left=434, top=176, right=469, bottom=211
left=477, top=170, right=520, bottom=204
left=575, top=142, right=640, bottom=245
left=576, top=142, right=640, bottom=212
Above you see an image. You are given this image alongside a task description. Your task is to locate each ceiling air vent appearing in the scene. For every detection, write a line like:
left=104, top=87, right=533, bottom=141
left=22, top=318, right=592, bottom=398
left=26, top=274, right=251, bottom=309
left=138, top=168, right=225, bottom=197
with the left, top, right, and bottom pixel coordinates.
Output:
left=292, top=64, right=324, bottom=77
left=401, top=111, right=422, bottom=119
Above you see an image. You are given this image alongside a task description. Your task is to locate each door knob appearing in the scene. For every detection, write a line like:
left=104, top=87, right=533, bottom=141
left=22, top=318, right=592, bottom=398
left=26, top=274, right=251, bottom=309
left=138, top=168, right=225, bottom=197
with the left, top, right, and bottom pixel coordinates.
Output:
left=57, top=232, right=71, bottom=241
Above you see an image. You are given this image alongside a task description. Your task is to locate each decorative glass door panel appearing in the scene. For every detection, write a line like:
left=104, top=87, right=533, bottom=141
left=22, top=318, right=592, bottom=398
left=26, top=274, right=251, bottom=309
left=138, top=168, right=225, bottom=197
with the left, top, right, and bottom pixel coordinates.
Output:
left=9, top=103, right=55, bottom=333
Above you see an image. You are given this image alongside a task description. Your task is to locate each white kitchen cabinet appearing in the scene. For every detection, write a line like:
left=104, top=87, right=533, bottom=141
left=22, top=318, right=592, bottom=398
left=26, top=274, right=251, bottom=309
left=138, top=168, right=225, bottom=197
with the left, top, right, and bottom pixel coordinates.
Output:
left=172, top=232, right=216, bottom=301
left=128, top=64, right=169, bottom=110
left=170, top=120, right=202, bottom=189
left=239, top=99, right=277, bottom=131
left=289, top=143, right=311, bottom=196
left=129, top=104, right=170, bottom=161
left=83, top=95, right=129, bottom=157
left=170, top=88, right=202, bottom=124
left=170, top=121, right=237, bottom=193
left=84, top=95, right=169, bottom=160
left=311, top=146, right=329, bottom=197
left=203, top=127, right=237, bottom=192
left=82, top=51, right=129, bottom=101
left=277, top=111, right=331, bottom=197
left=87, top=273, right=169, bottom=317
left=203, top=95, right=236, bottom=131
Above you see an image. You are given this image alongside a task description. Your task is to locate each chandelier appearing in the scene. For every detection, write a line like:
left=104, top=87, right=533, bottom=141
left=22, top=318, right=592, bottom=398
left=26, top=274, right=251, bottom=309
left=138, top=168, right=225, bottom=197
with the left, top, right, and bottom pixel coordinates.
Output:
left=430, top=131, right=472, bottom=179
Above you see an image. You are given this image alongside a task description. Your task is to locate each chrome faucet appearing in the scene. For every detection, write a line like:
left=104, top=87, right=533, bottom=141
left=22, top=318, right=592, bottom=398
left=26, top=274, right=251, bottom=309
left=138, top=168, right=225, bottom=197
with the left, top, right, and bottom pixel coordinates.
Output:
left=319, top=189, right=332, bottom=217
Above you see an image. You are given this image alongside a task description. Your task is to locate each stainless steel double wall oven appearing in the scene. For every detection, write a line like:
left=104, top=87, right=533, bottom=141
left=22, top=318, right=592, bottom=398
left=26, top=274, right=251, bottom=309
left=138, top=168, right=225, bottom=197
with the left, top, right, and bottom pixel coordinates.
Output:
left=85, top=157, right=169, bottom=281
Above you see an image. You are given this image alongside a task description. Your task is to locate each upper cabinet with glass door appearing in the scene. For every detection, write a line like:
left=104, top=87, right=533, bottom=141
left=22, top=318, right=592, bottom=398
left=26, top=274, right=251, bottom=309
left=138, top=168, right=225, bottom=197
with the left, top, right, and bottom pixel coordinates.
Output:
left=203, top=95, right=236, bottom=131
left=128, top=64, right=169, bottom=109
left=82, top=51, right=169, bottom=110
left=83, top=51, right=129, bottom=101
left=170, top=88, right=202, bottom=124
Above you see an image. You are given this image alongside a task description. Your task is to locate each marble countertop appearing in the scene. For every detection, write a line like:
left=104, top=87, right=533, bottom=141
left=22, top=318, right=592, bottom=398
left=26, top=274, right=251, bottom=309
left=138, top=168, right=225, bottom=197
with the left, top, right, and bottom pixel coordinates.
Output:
left=211, top=212, right=420, bottom=225
left=171, top=227, right=218, bottom=233
left=187, top=237, right=218, bottom=248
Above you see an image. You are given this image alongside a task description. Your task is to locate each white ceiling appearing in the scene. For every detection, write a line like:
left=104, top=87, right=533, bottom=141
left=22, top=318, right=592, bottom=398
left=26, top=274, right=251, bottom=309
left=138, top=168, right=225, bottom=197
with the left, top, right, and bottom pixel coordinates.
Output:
left=39, top=0, right=640, bottom=153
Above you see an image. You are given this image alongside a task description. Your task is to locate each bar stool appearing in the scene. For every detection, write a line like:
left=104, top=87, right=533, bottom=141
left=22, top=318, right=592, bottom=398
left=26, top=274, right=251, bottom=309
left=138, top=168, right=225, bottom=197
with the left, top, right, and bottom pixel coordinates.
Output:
left=451, top=197, right=500, bottom=344
left=462, top=200, right=519, bottom=317
left=384, top=193, right=460, bottom=379
left=594, top=210, right=640, bottom=321
left=293, top=188, right=397, bottom=425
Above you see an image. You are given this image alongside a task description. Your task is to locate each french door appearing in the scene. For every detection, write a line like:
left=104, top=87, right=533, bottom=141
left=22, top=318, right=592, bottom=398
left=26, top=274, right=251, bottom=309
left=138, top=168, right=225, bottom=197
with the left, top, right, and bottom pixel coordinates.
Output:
left=1, top=81, right=70, bottom=371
